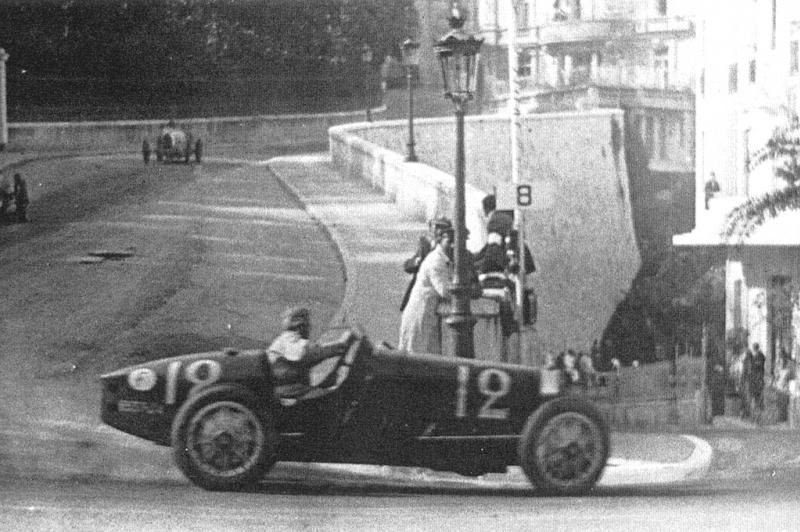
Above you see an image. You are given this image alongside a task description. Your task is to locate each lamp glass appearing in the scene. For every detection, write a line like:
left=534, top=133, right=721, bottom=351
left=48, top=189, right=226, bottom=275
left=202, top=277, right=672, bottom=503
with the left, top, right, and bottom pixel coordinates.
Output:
left=435, top=27, right=482, bottom=99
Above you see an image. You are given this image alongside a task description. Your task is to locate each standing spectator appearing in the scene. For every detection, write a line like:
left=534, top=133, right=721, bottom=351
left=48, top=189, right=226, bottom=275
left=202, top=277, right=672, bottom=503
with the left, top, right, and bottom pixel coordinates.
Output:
left=704, top=171, right=720, bottom=209
left=400, top=218, right=451, bottom=312
left=13, top=173, right=29, bottom=223
left=0, top=171, right=13, bottom=219
left=751, top=343, right=766, bottom=411
left=563, top=349, right=579, bottom=383
left=398, top=226, right=455, bottom=354
left=482, top=194, right=513, bottom=238
left=473, top=231, right=507, bottom=274
left=142, top=138, right=151, bottom=165
left=775, top=348, right=794, bottom=391
left=740, top=346, right=754, bottom=418
left=590, top=339, right=601, bottom=368
left=194, top=138, right=203, bottom=163
left=578, top=350, right=596, bottom=387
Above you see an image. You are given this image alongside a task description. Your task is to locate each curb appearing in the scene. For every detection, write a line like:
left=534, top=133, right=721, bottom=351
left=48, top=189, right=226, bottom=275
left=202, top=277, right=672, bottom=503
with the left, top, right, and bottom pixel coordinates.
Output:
left=267, top=154, right=356, bottom=330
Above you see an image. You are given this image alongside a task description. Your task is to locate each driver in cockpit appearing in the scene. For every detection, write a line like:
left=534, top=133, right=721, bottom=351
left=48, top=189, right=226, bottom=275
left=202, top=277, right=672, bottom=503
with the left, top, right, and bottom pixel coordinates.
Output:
left=267, top=306, right=347, bottom=388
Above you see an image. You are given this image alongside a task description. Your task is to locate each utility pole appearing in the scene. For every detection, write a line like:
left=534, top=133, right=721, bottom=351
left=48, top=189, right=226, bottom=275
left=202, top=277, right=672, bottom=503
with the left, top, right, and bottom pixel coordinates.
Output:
left=508, top=1, right=527, bottom=364
left=0, top=48, right=9, bottom=151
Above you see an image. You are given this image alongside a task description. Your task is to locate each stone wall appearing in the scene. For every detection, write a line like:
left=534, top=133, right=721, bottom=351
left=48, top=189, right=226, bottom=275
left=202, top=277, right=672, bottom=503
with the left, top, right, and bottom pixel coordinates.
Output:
left=6, top=109, right=385, bottom=153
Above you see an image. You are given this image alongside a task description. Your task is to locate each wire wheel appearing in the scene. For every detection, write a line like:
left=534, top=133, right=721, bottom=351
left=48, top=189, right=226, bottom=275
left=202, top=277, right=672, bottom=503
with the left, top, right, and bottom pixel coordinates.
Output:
left=536, top=411, right=602, bottom=487
left=186, top=401, right=265, bottom=477
left=173, top=385, right=277, bottom=490
left=519, top=397, right=609, bottom=495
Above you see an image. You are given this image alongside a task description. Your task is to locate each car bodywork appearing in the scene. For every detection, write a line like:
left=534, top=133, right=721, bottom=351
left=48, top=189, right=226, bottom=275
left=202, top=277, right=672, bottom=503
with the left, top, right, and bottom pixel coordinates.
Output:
left=155, top=127, right=201, bottom=163
left=100, top=328, right=609, bottom=493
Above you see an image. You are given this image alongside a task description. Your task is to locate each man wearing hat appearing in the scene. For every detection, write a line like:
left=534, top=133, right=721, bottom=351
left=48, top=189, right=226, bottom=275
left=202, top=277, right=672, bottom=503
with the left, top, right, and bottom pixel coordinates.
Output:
left=267, top=306, right=347, bottom=389
left=400, top=217, right=453, bottom=312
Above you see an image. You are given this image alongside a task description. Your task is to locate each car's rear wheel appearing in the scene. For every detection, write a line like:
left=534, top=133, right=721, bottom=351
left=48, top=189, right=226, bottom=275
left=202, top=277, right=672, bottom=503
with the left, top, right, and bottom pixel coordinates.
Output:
left=518, top=396, right=609, bottom=495
left=172, top=384, right=277, bottom=491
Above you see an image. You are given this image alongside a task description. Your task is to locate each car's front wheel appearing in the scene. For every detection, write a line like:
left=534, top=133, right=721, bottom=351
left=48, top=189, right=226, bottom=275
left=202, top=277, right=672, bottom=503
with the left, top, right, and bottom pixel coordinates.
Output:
left=172, top=384, right=277, bottom=491
left=518, top=396, right=609, bottom=495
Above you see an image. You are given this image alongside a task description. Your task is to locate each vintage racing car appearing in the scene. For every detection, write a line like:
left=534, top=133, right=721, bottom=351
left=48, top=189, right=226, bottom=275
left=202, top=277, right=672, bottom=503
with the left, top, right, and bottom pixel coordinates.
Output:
left=155, top=125, right=202, bottom=164
left=100, top=328, right=609, bottom=494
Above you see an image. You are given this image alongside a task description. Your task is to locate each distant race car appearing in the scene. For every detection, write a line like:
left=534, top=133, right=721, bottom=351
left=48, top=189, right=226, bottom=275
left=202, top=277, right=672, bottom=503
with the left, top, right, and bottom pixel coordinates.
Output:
left=155, top=126, right=202, bottom=164
left=100, top=328, right=609, bottom=494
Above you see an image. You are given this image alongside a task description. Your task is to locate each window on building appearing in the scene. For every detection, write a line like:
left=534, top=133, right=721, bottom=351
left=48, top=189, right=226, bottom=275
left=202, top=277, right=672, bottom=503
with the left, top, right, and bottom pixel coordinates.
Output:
left=518, top=50, right=532, bottom=77
left=657, top=0, right=667, bottom=17
left=791, top=41, right=799, bottom=75
left=654, top=46, right=669, bottom=89
left=728, top=63, right=738, bottom=93
left=749, top=59, right=757, bottom=83
left=659, top=116, right=668, bottom=160
left=772, top=0, right=777, bottom=50
left=553, top=0, right=580, bottom=21
left=516, top=1, right=530, bottom=30
left=678, top=115, right=685, bottom=150
left=646, top=115, right=655, bottom=158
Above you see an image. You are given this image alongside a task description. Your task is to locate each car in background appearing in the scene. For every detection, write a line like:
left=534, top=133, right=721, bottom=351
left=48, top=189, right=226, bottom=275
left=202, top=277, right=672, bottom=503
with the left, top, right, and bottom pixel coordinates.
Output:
left=100, top=327, right=609, bottom=494
left=155, top=123, right=202, bottom=163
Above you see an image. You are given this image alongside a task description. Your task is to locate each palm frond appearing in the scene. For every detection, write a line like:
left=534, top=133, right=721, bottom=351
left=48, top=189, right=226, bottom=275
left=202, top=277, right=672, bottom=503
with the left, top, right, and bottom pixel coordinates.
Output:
left=723, top=184, right=800, bottom=239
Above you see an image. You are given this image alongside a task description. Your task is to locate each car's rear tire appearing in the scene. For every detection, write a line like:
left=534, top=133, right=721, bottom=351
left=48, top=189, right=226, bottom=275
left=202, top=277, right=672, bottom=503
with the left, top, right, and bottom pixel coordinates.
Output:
left=518, top=396, right=609, bottom=495
left=172, top=384, right=277, bottom=491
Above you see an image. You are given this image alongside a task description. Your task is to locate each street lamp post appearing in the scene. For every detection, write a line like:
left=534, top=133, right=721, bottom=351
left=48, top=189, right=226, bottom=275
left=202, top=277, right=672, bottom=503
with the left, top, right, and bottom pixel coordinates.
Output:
left=435, top=3, right=483, bottom=359
left=400, top=39, right=420, bottom=162
left=361, top=44, right=373, bottom=122
left=0, top=48, right=9, bottom=151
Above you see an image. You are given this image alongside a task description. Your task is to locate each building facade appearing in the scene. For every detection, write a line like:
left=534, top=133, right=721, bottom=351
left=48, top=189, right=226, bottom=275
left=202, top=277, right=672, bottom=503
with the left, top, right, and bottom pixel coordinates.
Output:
left=674, top=0, right=800, bottom=382
left=475, top=0, right=696, bottom=172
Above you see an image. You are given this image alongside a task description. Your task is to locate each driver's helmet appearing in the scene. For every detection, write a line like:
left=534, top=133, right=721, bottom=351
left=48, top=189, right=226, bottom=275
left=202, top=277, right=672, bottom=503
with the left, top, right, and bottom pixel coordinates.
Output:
left=281, top=306, right=310, bottom=332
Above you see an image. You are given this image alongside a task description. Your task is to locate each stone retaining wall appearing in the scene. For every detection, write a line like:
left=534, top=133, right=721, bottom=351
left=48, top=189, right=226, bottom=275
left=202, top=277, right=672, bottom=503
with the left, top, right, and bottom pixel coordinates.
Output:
left=329, top=110, right=641, bottom=366
left=7, top=108, right=385, bottom=153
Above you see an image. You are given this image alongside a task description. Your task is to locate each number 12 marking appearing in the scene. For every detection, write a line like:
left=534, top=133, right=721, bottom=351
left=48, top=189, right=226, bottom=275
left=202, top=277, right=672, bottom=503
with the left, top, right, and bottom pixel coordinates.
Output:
left=455, top=366, right=511, bottom=420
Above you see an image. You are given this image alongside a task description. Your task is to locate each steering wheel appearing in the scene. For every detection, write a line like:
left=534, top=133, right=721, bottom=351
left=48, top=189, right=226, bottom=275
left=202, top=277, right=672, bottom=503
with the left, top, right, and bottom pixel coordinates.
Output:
left=308, top=330, right=358, bottom=388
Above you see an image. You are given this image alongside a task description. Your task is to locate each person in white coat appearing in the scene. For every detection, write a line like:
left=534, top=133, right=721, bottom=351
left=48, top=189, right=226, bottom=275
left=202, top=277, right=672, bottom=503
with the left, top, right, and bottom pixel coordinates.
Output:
left=398, top=227, right=454, bottom=354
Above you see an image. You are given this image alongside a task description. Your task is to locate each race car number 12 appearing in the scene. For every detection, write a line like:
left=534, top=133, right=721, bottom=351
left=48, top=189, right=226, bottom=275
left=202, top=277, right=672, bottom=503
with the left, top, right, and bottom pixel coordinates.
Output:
left=455, top=366, right=511, bottom=420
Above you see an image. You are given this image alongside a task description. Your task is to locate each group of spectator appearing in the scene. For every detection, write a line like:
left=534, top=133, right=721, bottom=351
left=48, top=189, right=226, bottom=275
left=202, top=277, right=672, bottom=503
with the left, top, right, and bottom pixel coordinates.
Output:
left=397, top=194, right=536, bottom=355
left=550, top=348, right=597, bottom=387
left=0, top=170, right=30, bottom=223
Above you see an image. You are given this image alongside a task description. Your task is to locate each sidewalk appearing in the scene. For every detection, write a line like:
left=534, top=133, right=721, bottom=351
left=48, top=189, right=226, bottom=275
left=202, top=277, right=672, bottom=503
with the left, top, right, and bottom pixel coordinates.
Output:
left=267, top=152, right=712, bottom=487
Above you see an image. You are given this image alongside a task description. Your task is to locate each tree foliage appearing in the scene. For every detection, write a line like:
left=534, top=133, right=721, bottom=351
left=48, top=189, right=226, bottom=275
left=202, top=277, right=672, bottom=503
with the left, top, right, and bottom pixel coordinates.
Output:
left=724, top=116, right=800, bottom=238
left=0, top=0, right=418, bottom=80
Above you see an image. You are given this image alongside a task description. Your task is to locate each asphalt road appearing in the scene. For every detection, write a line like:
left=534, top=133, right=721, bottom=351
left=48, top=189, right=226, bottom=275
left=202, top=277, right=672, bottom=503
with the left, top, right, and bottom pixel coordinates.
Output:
left=0, top=155, right=344, bottom=446
left=2, top=470, right=800, bottom=531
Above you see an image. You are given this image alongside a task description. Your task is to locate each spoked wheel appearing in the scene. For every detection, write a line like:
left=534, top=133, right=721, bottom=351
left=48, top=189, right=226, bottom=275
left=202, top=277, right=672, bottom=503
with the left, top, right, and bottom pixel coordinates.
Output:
left=172, top=385, right=277, bottom=491
left=518, top=397, right=609, bottom=495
